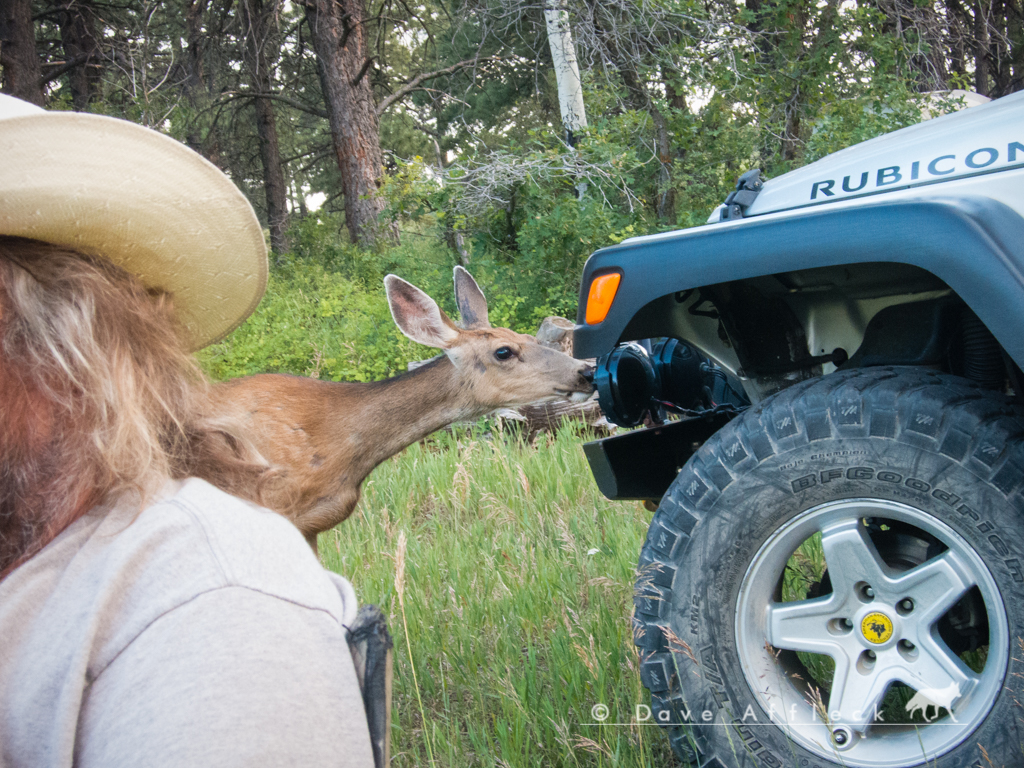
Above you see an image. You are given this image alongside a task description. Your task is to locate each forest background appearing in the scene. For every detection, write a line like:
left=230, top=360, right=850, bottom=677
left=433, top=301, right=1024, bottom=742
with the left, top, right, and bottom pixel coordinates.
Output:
left=4, top=0, right=1023, bottom=382
left=4, top=2, right=1024, bottom=765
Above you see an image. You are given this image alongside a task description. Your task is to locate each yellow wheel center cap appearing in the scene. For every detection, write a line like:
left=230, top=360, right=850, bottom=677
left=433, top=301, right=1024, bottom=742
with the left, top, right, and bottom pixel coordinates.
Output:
left=861, top=612, right=894, bottom=644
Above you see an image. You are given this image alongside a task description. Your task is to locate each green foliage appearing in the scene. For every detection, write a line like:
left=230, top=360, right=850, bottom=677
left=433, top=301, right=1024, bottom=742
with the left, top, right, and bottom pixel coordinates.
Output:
left=29, top=0, right=1003, bottom=337
left=803, top=90, right=923, bottom=164
left=668, top=98, right=761, bottom=228
left=380, top=124, right=657, bottom=330
left=198, top=209, right=593, bottom=382
left=198, top=255, right=432, bottom=383
left=288, top=213, right=384, bottom=285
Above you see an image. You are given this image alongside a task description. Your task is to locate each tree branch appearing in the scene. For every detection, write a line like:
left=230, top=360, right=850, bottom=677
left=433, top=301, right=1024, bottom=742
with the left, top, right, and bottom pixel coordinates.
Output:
left=39, top=54, right=90, bottom=86
left=375, top=56, right=495, bottom=116
left=220, top=90, right=329, bottom=119
left=395, top=0, right=436, bottom=49
left=351, top=56, right=376, bottom=86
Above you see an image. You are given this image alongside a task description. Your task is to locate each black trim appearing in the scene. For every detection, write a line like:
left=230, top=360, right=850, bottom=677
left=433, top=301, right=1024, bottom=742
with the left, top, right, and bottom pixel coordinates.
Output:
left=582, top=412, right=736, bottom=500
left=574, top=196, right=1024, bottom=368
left=719, top=168, right=764, bottom=220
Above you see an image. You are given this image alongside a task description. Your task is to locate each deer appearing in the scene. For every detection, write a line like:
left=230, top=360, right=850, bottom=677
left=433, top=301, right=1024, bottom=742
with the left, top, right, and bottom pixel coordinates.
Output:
left=904, top=682, right=961, bottom=723
left=212, top=266, right=595, bottom=549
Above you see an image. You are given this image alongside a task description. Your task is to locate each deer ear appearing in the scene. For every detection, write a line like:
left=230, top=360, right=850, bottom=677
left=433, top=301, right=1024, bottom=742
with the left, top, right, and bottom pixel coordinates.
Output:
left=385, top=275, right=460, bottom=349
left=453, top=266, right=490, bottom=330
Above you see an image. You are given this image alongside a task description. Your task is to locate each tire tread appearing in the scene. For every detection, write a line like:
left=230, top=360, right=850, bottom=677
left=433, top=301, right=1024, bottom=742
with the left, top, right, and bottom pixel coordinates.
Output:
left=634, top=367, right=1024, bottom=766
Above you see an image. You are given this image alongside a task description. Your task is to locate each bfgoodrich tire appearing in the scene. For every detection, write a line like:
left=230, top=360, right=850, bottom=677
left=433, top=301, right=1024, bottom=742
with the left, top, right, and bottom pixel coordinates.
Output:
left=633, top=367, right=1024, bottom=767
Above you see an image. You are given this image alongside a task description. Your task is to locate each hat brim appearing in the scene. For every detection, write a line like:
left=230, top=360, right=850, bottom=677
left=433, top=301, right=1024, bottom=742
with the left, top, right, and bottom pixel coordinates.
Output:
left=0, top=111, right=268, bottom=350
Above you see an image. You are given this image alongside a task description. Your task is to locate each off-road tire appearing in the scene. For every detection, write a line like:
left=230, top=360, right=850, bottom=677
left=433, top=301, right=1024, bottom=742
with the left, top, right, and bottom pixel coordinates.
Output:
left=633, top=367, right=1024, bottom=767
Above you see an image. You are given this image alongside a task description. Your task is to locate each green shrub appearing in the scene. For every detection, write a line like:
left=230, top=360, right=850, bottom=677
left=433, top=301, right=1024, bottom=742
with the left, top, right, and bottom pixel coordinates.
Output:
left=198, top=257, right=434, bottom=383
left=803, top=89, right=922, bottom=164
left=378, top=126, right=658, bottom=332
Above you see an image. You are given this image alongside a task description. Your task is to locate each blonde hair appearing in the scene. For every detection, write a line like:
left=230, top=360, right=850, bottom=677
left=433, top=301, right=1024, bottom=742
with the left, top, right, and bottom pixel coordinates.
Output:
left=0, top=237, right=283, bottom=575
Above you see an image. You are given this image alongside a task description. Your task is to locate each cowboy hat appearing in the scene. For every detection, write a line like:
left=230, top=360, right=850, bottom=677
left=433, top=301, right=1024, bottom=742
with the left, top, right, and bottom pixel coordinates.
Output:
left=0, top=94, right=267, bottom=350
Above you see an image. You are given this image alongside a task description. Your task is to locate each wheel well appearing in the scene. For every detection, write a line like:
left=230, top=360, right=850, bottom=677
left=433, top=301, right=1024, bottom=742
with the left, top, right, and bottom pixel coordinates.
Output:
left=624, top=262, right=1020, bottom=402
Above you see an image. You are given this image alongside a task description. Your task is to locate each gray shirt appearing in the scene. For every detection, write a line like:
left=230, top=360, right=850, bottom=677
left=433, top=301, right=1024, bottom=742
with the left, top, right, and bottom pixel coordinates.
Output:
left=0, top=478, right=374, bottom=768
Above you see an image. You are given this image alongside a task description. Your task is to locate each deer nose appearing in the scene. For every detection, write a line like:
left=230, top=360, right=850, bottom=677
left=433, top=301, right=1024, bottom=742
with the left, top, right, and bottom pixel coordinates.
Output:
left=580, top=364, right=596, bottom=389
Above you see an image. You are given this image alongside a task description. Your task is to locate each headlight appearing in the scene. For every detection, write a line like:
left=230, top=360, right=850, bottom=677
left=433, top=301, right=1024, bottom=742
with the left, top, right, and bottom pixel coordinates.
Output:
left=595, top=339, right=748, bottom=427
left=593, top=342, right=658, bottom=427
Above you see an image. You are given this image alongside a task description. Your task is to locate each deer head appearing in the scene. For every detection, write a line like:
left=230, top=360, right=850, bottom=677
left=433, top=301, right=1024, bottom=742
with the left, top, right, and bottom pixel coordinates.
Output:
left=384, top=266, right=594, bottom=409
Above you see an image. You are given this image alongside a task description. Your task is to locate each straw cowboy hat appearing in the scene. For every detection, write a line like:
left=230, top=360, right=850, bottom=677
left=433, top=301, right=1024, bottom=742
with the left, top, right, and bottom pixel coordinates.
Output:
left=0, top=94, right=267, bottom=350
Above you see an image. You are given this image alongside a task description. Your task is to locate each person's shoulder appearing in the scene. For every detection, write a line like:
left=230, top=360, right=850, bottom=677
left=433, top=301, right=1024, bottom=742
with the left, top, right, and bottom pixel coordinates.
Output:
left=146, top=478, right=347, bottom=620
left=0, top=479, right=354, bottom=692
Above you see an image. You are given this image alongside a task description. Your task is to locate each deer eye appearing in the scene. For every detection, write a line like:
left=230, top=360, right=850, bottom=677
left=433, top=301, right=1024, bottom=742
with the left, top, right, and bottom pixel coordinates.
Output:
left=494, top=346, right=514, bottom=361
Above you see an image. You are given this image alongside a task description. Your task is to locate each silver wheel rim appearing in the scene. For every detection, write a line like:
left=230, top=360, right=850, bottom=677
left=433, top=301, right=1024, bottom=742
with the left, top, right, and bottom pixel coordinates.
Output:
left=735, top=498, right=1008, bottom=767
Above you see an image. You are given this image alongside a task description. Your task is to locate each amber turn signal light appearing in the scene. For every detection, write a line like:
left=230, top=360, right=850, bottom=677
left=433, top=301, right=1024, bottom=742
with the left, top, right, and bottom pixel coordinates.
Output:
left=585, top=272, right=621, bottom=325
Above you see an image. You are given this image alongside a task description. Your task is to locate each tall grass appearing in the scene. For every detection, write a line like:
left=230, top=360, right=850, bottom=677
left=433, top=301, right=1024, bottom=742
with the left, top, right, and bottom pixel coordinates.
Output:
left=318, top=423, right=675, bottom=767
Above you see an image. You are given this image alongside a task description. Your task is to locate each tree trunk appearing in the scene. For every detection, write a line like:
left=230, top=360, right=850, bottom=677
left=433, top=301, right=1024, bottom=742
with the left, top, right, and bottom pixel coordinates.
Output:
left=241, top=0, right=290, bottom=254
left=255, top=93, right=291, bottom=254
left=921, top=5, right=951, bottom=90
left=0, top=0, right=44, bottom=106
left=663, top=75, right=688, bottom=219
left=543, top=3, right=587, bottom=142
left=1008, top=0, right=1024, bottom=93
left=180, top=0, right=221, bottom=164
left=975, top=0, right=992, bottom=95
left=184, top=0, right=208, bottom=94
left=587, top=3, right=675, bottom=222
left=664, top=76, right=687, bottom=112
left=945, top=0, right=972, bottom=79
left=652, top=108, right=675, bottom=223
left=781, top=86, right=802, bottom=162
left=57, top=0, right=101, bottom=110
left=305, top=0, right=396, bottom=247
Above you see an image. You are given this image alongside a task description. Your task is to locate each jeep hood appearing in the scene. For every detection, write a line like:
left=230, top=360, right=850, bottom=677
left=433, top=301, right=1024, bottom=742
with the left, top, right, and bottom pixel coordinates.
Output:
left=732, top=90, right=1024, bottom=219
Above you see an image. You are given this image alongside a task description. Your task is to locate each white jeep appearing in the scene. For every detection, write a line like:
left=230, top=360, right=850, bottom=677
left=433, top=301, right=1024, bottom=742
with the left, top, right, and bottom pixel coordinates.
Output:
left=574, top=90, right=1024, bottom=767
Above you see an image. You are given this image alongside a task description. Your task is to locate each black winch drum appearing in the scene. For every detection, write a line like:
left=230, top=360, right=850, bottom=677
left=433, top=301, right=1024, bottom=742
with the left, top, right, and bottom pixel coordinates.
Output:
left=594, top=342, right=658, bottom=427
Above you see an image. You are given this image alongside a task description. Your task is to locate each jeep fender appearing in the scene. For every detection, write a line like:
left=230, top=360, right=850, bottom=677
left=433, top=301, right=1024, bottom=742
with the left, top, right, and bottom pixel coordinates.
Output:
left=574, top=196, right=1024, bottom=370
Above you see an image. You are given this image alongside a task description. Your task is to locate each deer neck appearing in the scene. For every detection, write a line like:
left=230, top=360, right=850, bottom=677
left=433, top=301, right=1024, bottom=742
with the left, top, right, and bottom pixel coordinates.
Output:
left=338, top=355, right=482, bottom=479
